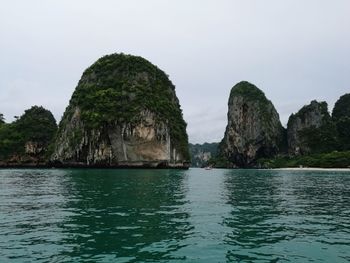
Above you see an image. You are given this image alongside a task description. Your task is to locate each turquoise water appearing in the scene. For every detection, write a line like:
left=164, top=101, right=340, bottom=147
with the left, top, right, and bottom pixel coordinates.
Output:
left=0, top=168, right=349, bottom=262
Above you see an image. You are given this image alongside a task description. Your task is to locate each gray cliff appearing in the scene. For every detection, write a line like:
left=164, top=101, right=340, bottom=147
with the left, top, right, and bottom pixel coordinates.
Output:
left=220, top=81, right=284, bottom=167
left=287, top=100, right=332, bottom=155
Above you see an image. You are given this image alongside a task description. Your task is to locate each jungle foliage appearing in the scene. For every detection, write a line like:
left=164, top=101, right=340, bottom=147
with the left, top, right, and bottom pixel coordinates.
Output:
left=258, top=151, right=350, bottom=169
left=0, top=106, right=57, bottom=159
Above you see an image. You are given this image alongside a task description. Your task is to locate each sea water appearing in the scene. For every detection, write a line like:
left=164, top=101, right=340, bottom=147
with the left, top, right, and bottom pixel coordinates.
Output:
left=0, top=168, right=349, bottom=262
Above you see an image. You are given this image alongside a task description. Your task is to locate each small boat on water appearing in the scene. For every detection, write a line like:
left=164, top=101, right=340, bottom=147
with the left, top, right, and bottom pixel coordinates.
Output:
left=204, top=166, right=213, bottom=170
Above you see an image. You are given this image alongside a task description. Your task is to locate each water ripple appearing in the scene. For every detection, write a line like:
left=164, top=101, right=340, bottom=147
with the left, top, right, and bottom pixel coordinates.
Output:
left=0, top=168, right=349, bottom=262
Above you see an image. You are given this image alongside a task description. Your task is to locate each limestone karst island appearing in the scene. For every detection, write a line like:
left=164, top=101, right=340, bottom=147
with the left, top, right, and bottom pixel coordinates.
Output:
left=0, top=53, right=349, bottom=169
left=223, top=84, right=350, bottom=168
left=0, top=54, right=190, bottom=168
left=192, top=82, right=350, bottom=169
left=2, top=1, right=350, bottom=262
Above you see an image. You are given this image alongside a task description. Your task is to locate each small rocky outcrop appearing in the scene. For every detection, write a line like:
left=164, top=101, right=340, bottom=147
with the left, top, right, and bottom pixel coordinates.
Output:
left=0, top=106, right=57, bottom=167
left=287, top=100, right=333, bottom=155
left=25, top=141, right=45, bottom=155
left=220, top=81, right=284, bottom=167
left=52, top=53, right=189, bottom=168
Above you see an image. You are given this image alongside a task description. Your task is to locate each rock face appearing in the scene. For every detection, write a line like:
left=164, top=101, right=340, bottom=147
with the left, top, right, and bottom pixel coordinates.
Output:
left=25, top=141, right=45, bottom=155
left=52, top=53, right=189, bottom=168
left=287, top=100, right=331, bottom=155
left=189, top=142, right=219, bottom=167
left=220, top=81, right=284, bottom=167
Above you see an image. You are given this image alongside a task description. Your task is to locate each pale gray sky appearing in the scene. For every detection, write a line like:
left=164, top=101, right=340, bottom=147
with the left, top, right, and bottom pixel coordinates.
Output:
left=1, top=0, right=349, bottom=143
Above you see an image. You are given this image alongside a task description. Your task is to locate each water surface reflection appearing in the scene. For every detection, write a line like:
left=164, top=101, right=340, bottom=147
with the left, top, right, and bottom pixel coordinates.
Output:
left=1, top=169, right=350, bottom=262
left=0, top=169, right=193, bottom=262
left=222, top=170, right=350, bottom=262
left=58, top=169, right=193, bottom=262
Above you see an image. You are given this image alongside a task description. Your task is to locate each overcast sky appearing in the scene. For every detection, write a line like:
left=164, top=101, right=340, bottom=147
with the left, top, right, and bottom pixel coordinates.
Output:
left=1, top=0, right=349, bottom=144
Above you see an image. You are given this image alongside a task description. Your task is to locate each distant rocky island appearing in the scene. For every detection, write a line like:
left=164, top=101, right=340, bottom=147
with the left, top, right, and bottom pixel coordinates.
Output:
left=0, top=53, right=190, bottom=168
left=195, top=82, right=350, bottom=169
left=0, top=54, right=349, bottom=169
left=189, top=143, right=219, bottom=167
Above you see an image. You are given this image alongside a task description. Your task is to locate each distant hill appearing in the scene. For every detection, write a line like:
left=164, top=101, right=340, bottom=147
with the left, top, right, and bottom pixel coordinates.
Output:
left=189, top=142, right=219, bottom=167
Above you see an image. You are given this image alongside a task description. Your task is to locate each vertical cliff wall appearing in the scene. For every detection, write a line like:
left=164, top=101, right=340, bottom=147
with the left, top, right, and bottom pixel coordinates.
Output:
left=220, top=81, right=284, bottom=167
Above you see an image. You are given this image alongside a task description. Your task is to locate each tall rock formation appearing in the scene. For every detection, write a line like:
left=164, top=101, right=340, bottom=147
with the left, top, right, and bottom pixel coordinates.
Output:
left=287, top=100, right=335, bottom=155
left=220, top=81, right=284, bottom=167
left=52, top=53, right=189, bottom=168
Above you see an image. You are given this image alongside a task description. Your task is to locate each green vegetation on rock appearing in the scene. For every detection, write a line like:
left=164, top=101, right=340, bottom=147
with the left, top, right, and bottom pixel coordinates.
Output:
left=287, top=100, right=337, bottom=155
left=336, top=117, right=350, bottom=151
left=207, top=156, right=230, bottom=168
left=55, top=53, right=189, bottom=164
left=0, top=123, right=22, bottom=159
left=0, top=106, right=57, bottom=161
left=260, top=94, right=350, bottom=168
left=332, top=93, right=350, bottom=120
left=229, top=81, right=267, bottom=102
left=217, top=87, right=350, bottom=168
left=332, top=93, right=350, bottom=151
left=288, top=101, right=329, bottom=124
left=297, top=123, right=338, bottom=154
left=258, top=151, right=350, bottom=169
